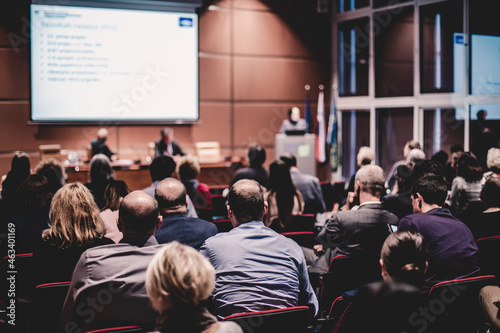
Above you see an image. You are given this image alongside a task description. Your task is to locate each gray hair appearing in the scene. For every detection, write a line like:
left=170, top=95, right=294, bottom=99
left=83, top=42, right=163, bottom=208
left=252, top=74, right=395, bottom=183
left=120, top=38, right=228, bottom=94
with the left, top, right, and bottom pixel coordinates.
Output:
left=355, top=164, right=386, bottom=197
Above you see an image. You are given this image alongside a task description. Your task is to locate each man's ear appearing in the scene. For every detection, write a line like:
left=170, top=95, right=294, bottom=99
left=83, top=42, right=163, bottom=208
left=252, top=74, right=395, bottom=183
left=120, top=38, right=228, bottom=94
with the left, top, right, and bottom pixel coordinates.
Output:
left=263, top=201, right=269, bottom=216
left=227, top=205, right=232, bottom=219
left=156, top=215, right=163, bottom=231
left=416, top=192, right=424, bottom=208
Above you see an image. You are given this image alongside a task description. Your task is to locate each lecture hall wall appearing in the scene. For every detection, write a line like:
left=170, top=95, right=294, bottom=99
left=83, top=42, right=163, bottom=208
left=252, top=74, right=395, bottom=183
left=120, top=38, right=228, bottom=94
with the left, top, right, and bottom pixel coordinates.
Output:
left=0, top=0, right=331, bottom=185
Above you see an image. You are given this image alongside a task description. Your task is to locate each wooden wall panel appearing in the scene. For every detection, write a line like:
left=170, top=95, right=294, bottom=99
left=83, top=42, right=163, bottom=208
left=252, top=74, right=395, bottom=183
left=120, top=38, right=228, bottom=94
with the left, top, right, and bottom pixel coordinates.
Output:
left=0, top=49, right=29, bottom=99
left=199, top=9, right=230, bottom=54
left=199, top=56, right=231, bottom=100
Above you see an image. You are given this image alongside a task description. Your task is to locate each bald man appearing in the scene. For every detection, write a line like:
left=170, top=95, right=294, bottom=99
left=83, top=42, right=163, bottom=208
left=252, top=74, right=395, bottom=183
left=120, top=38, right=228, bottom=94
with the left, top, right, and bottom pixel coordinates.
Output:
left=155, top=178, right=217, bottom=250
left=61, top=191, right=163, bottom=332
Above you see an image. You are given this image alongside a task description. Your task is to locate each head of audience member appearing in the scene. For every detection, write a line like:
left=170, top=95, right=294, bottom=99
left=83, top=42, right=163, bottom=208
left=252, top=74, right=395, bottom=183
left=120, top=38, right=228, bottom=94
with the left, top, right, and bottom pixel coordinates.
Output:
left=13, top=174, right=54, bottom=215
left=403, top=140, right=421, bottom=158
left=380, top=231, right=428, bottom=288
left=410, top=173, right=448, bottom=214
left=279, top=153, right=297, bottom=169
left=102, top=179, right=131, bottom=212
left=1, top=168, right=30, bottom=205
left=43, top=183, right=106, bottom=249
left=395, top=162, right=414, bottom=193
left=247, top=144, right=266, bottom=168
left=354, top=165, right=386, bottom=202
left=97, top=128, right=109, bottom=142
left=160, top=127, right=174, bottom=144
left=406, top=159, right=444, bottom=187
left=450, top=144, right=464, bottom=170
left=89, top=153, right=115, bottom=184
left=431, top=150, right=449, bottom=169
left=356, top=146, right=375, bottom=168
left=267, top=159, right=300, bottom=226
left=486, top=148, right=500, bottom=175
left=11, top=151, right=31, bottom=173
left=35, top=158, right=67, bottom=193
left=118, top=191, right=161, bottom=236
left=407, top=148, right=426, bottom=164
left=480, top=177, right=500, bottom=210
left=227, top=179, right=267, bottom=227
left=288, top=107, right=301, bottom=123
left=457, top=152, right=483, bottom=183
left=149, top=156, right=176, bottom=182
left=177, top=156, right=200, bottom=182
left=155, top=178, right=188, bottom=216
left=146, top=241, right=215, bottom=313
left=477, top=109, right=487, bottom=123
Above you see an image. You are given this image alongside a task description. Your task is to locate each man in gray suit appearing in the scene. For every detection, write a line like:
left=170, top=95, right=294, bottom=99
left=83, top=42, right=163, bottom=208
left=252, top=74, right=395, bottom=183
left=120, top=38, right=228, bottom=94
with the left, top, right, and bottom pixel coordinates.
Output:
left=280, top=153, right=326, bottom=215
left=309, top=165, right=399, bottom=274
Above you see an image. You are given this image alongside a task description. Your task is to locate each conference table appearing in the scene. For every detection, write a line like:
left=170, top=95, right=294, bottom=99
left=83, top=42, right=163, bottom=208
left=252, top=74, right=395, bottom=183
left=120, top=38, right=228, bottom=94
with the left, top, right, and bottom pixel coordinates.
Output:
left=64, top=159, right=243, bottom=190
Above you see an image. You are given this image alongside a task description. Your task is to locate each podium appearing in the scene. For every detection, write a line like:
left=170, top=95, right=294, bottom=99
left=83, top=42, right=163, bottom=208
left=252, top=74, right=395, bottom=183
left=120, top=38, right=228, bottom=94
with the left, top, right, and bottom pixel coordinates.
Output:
left=275, top=133, right=316, bottom=176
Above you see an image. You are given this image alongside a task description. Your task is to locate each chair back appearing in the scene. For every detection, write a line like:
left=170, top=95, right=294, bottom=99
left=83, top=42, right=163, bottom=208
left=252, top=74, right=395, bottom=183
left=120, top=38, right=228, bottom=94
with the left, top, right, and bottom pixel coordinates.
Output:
left=1, top=253, right=34, bottom=301
left=86, top=326, right=145, bottom=333
left=30, top=281, right=71, bottom=333
left=212, top=219, right=233, bottom=233
left=280, top=231, right=316, bottom=249
left=427, top=275, right=497, bottom=333
left=476, top=236, right=500, bottom=278
left=223, top=306, right=310, bottom=333
left=195, top=141, right=222, bottom=164
left=211, top=194, right=228, bottom=220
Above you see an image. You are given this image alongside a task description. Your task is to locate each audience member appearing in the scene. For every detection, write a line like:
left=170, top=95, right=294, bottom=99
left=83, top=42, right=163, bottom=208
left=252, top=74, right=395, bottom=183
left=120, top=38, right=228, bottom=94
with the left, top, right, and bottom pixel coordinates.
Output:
left=154, top=127, right=185, bottom=159
left=448, top=152, right=483, bottom=217
left=177, top=156, right=213, bottom=215
left=230, top=143, right=268, bottom=188
left=85, top=153, right=116, bottom=209
left=200, top=179, right=318, bottom=319
left=155, top=178, right=217, bottom=250
left=264, top=159, right=304, bottom=230
left=483, top=147, right=500, bottom=181
left=11, top=151, right=31, bottom=173
left=32, top=183, right=114, bottom=287
left=280, top=153, right=325, bottom=215
left=34, top=158, right=67, bottom=193
left=431, top=150, right=449, bottom=171
left=386, top=140, right=421, bottom=190
left=100, top=179, right=131, bottom=243
left=146, top=242, right=243, bottom=333
left=309, top=165, right=398, bottom=274
left=142, top=155, right=198, bottom=218
left=0, top=167, right=30, bottom=225
left=444, top=143, right=464, bottom=183
left=279, top=106, right=308, bottom=134
left=407, top=148, right=426, bottom=165
left=469, top=177, right=500, bottom=240
left=398, top=174, right=480, bottom=291
left=91, top=128, right=115, bottom=160
left=346, top=146, right=375, bottom=194
left=61, top=191, right=164, bottom=331
left=6, top=174, right=53, bottom=253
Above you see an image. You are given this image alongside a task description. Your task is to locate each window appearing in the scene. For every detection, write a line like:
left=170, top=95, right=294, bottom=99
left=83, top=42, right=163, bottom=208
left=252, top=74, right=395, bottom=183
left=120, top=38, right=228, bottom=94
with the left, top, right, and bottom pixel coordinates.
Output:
left=341, top=110, right=370, bottom=180
left=423, top=108, right=465, bottom=158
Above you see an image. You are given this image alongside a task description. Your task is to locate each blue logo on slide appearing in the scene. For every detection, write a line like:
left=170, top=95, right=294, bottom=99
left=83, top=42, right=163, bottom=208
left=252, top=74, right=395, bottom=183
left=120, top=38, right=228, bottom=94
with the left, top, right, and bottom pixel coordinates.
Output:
left=179, top=17, right=193, bottom=27
left=455, top=35, right=464, bottom=44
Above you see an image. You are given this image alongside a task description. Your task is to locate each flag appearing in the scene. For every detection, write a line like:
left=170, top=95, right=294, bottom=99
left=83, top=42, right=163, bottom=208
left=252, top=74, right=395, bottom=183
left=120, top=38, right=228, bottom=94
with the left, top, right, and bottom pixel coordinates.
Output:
left=327, top=90, right=340, bottom=172
left=305, top=89, right=311, bottom=133
left=316, top=89, right=326, bottom=163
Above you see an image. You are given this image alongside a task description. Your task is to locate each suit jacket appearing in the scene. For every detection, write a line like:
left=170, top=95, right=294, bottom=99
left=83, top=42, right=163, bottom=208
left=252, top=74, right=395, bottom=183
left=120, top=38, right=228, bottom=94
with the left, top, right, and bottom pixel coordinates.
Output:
left=290, top=169, right=325, bottom=214
left=154, top=139, right=184, bottom=158
left=155, top=213, right=217, bottom=250
left=61, top=235, right=163, bottom=331
left=310, top=203, right=398, bottom=274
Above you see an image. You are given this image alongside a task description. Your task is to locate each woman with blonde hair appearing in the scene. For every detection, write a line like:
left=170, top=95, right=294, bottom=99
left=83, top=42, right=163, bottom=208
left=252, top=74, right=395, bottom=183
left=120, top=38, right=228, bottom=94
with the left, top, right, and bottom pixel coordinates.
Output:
left=146, top=241, right=242, bottom=333
left=32, top=183, right=114, bottom=286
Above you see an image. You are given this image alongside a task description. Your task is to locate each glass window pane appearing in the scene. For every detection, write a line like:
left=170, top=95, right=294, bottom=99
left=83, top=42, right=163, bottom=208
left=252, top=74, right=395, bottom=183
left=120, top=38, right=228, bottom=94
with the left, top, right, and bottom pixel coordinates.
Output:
left=374, top=7, right=414, bottom=97
left=376, top=107, right=413, bottom=177
left=470, top=0, right=500, bottom=95
left=338, top=18, right=369, bottom=97
left=470, top=104, right=500, bottom=171
left=338, top=0, right=369, bottom=13
left=341, top=111, right=370, bottom=180
left=423, top=108, right=465, bottom=160
left=373, top=0, right=411, bottom=9
left=420, top=1, right=464, bottom=93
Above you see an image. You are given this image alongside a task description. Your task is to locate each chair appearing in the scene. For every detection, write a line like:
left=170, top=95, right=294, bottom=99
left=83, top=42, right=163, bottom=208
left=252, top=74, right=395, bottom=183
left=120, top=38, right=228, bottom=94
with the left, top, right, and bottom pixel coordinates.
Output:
left=222, top=306, right=310, bottom=333
left=212, top=219, right=233, bottom=233
left=427, top=275, right=497, bottom=333
left=1, top=253, right=34, bottom=301
left=30, top=281, right=71, bottom=333
left=39, top=144, right=62, bottom=161
left=195, top=141, right=222, bottom=164
left=85, top=326, right=145, bottom=333
left=280, top=231, right=316, bottom=249
left=208, top=185, right=229, bottom=196
left=476, top=236, right=500, bottom=278
left=211, top=194, right=228, bottom=220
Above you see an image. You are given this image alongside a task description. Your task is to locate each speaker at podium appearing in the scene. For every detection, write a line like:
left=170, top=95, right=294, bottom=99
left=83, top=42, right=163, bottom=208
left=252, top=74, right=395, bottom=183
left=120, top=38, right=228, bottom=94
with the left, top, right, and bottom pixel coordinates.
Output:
left=274, top=133, right=316, bottom=176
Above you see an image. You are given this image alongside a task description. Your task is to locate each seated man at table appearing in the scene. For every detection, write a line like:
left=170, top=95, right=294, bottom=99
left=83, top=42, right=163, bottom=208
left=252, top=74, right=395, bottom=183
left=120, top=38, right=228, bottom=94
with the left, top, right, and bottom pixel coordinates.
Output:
left=200, top=179, right=318, bottom=319
left=154, top=127, right=185, bottom=159
left=91, top=128, right=115, bottom=160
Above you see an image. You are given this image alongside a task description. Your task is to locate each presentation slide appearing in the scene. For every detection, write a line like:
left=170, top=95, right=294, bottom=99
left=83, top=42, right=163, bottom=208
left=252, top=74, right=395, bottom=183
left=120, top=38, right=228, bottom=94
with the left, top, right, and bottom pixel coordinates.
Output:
left=30, top=4, right=198, bottom=123
left=471, top=34, right=500, bottom=96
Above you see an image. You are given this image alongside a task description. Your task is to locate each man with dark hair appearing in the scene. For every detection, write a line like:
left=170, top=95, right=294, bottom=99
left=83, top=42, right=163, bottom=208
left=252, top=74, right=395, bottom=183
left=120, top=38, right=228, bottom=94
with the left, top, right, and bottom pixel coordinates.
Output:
left=61, top=191, right=164, bottom=331
left=142, top=156, right=198, bottom=218
left=230, top=143, right=269, bottom=188
left=280, top=153, right=325, bottom=214
left=279, top=106, right=307, bottom=134
left=200, top=179, right=318, bottom=320
left=155, top=178, right=216, bottom=250
left=399, top=174, right=480, bottom=291
left=310, top=165, right=399, bottom=274
left=154, top=127, right=185, bottom=158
